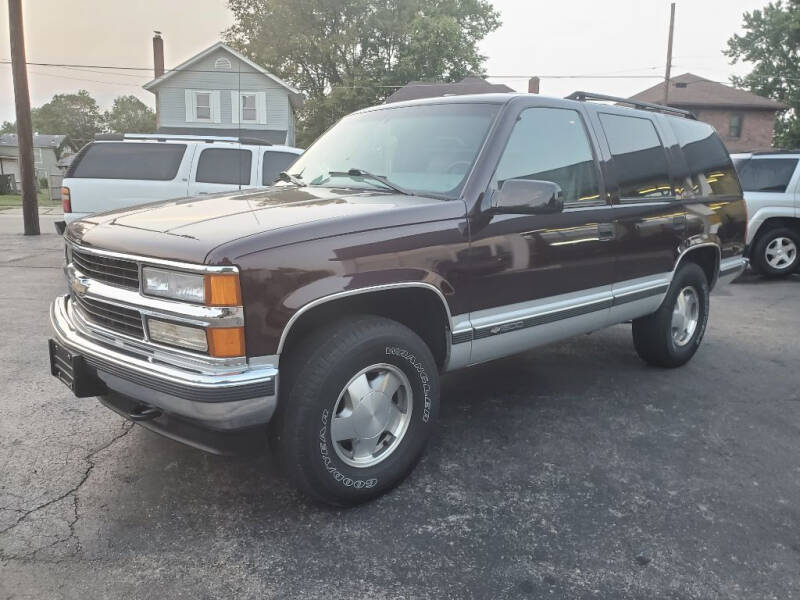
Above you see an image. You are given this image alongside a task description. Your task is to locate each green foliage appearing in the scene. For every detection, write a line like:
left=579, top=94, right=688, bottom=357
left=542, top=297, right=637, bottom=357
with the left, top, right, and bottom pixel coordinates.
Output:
left=3, top=92, right=156, bottom=147
left=225, top=0, right=501, bottom=146
left=104, top=95, right=156, bottom=134
left=30, top=90, right=104, bottom=148
left=726, top=0, right=800, bottom=148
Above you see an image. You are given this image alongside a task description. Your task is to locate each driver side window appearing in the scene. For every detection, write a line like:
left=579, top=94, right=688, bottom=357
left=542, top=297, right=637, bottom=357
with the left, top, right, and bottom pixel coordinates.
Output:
left=494, top=107, right=602, bottom=206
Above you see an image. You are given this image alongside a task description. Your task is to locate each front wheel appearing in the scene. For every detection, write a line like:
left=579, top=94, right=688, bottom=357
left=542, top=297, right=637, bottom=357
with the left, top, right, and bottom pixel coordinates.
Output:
left=270, top=315, right=439, bottom=506
left=632, top=262, right=710, bottom=368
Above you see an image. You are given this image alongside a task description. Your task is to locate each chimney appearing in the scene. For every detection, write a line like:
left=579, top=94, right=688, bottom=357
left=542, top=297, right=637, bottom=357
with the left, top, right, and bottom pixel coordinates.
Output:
left=152, top=31, right=164, bottom=79
left=528, top=76, right=540, bottom=94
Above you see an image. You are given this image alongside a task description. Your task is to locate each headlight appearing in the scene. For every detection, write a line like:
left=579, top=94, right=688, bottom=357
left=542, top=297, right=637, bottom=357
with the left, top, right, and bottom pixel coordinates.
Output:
left=142, top=267, right=206, bottom=303
left=141, top=267, right=242, bottom=306
left=147, top=318, right=208, bottom=352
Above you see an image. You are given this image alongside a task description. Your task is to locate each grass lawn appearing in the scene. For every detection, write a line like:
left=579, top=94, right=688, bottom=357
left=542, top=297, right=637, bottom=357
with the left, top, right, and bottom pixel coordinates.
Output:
left=0, top=191, right=60, bottom=208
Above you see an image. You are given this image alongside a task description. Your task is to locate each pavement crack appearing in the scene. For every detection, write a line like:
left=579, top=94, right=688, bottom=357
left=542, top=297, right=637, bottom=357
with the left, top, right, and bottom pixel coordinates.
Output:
left=0, top=421, right=133, bottom=558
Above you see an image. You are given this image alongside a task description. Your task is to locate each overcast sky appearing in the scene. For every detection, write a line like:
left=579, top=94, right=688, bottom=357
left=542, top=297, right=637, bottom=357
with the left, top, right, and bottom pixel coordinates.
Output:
left=0, top=0, right=772, bottom=124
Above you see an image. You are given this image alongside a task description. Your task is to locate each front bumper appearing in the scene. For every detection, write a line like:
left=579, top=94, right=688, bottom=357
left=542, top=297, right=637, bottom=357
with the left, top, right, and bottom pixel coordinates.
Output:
left=50, top=295, right=279, bottom=436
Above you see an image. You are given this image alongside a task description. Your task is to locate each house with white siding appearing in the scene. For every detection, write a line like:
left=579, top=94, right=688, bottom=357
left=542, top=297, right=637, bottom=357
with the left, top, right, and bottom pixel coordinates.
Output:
left=143, top=39, right=303, bottom=146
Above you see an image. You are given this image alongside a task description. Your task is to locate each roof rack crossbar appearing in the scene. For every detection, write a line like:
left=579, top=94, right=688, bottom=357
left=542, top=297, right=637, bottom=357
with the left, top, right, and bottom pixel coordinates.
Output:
left=566, top=91, right=697, bottom=119
left=93, top=133, right=274, bottom=146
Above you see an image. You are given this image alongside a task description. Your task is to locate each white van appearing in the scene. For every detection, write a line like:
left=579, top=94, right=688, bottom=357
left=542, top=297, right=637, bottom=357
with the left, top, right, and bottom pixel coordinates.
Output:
left=60, top=134, right=303, bottom=226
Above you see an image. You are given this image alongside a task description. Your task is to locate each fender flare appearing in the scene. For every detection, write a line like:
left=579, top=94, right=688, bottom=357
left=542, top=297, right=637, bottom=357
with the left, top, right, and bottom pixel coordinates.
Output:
left=672, top=241, right=721, bottom=289
left=276, top=281, right=454, bottom=355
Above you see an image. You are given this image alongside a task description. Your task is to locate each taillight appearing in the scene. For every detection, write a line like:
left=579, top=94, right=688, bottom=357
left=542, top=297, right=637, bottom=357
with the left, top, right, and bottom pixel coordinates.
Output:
left=61, top=187, right=71, bottom=213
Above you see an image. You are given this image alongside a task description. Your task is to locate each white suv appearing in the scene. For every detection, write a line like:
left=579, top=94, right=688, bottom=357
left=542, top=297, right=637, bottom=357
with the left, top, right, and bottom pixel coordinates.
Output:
left=732, top=152, right=800, bottom=277
left=60, top=134, right=303, bottom=225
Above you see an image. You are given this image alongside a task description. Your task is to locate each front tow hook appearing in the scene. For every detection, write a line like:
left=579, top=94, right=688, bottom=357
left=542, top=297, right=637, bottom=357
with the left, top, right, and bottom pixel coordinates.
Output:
left=128, top=405, right=163, bottom=422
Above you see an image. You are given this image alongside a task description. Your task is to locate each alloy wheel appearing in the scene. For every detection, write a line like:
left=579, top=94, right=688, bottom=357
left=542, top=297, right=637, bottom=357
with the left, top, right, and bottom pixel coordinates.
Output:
left=330, top=363, right=413, bottom=468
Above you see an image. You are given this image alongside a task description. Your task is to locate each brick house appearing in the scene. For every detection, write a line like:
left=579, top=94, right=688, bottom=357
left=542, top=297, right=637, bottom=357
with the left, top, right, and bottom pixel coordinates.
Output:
left=629, top=73, right=787, bottom=152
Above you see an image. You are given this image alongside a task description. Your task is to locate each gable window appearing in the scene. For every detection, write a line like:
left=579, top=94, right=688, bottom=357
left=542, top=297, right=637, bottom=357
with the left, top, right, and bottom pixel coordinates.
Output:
left=214, top=57, right=232, bottom=70
left=231, top=91, right=266, bottom=125
left=241, top=94, right=257, bottom=122
left=185, top=90, right=220, bottom=123
left=729, top=113, right=743, bottom=139
left=195, top=93, right=211, bottom=120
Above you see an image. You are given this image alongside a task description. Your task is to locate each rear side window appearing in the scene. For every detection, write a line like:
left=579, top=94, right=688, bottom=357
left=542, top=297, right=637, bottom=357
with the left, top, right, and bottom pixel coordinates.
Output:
left=69, top=142, right=186, bottom=180
left=735, top=158, right=798, bottom=193
left=195, top=149, right=252, bottom=185
left=670, top=118, right=741, bottom=197
left=599, top=113, right=671, bottom=200
left=493, top=107, right=601, bottom=206
left=262, top=151, right=300, bottom=185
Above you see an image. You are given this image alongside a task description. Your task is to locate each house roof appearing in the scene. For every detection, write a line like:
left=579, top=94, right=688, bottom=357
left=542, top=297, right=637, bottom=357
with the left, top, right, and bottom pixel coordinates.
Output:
left=385, top=76, right=515, bottom=104
left=629, top=73, right=788, bottom=110
left=0, top=134, right=67, bottom=148
left=143, top=41, right=302, bottom=106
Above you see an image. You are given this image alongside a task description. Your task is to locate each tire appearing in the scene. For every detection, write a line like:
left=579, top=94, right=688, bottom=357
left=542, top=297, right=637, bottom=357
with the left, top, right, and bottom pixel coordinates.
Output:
left=632, top=262, right=710, bottom=368
left=269, top=315, right=439, bottom=506
left=751, top=227, right=800, bottom=277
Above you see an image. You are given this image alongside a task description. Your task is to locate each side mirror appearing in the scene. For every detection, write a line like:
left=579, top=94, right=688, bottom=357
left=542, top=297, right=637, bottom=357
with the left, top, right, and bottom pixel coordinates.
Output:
left=490, top=179, right=564, bottom=214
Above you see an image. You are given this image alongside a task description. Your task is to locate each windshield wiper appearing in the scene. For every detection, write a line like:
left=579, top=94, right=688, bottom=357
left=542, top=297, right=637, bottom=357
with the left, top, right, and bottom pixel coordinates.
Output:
left=277, top=171, right=306, bottom=187
left=328, top=168, right=413, bottom=196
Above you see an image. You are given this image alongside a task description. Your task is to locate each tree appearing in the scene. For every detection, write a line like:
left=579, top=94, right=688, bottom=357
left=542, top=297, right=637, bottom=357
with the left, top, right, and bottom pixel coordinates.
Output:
left=104, top=95, right=156, bottom=134
left=225, top=0, right=501, bottom=145
left=725, top=0, right=800, bottom=148
left=29, top=90, right=104, bottom=148
left=0, top=121, right=15, bottom=134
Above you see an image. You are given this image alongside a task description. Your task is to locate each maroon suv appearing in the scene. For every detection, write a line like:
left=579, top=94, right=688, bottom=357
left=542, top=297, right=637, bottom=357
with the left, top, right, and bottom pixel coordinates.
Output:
left=49, top=92, right=747, bottom=505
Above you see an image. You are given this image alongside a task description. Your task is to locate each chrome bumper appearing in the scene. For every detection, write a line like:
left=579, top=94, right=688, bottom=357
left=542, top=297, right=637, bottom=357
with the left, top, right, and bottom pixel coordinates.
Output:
left=50, top=295, right=278, bottom=430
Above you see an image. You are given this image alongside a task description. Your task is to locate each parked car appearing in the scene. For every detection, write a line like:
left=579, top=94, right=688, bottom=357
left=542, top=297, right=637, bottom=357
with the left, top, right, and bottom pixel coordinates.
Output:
left=59, top=134, right=302, bottom=226
left=731, top=151, right=799, bottom=277
left=49, top=92, right=746, bottom=506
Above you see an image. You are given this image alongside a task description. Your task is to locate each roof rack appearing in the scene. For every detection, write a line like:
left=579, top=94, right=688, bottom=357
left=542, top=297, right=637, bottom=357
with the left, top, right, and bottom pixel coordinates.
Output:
left=566, top=91, right=697, bottom=120
left=94, top=133, right=273, bottom=146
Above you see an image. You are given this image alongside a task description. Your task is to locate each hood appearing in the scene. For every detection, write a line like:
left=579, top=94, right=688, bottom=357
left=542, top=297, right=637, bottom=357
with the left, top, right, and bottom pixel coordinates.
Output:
left=67, top=186, right=463, bottom=264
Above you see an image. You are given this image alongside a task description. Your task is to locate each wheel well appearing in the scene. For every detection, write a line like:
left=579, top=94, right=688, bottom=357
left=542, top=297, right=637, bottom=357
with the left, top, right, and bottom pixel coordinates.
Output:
left=678, top=246, right=719, bottom=288
left=280, top=287, right=450, bottom=369
left=752, top=217, right=800, bottom=244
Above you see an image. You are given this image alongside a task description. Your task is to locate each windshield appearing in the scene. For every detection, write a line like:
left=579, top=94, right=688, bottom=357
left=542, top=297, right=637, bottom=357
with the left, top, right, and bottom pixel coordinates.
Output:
left=287, top=103, right=500, bottom=198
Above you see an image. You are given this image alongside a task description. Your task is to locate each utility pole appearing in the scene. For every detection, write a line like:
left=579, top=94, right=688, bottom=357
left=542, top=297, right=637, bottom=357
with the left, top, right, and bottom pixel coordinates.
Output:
left=663, top=2, right=676, bottom=106
left=8, top=0, right=39, bottom=235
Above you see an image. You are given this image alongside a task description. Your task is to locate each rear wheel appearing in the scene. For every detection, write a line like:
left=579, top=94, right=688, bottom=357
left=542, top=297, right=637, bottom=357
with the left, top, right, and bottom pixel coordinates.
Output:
left=632, top=262, right=709, bottom=368
left=269, top=315, right=439, bottom=506
left=751, top=227, right=799, bottom=277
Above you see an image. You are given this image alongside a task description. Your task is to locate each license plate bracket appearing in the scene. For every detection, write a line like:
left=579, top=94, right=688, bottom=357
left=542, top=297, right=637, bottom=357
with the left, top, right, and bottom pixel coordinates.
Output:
left=48, top=339, right=107, bottom=398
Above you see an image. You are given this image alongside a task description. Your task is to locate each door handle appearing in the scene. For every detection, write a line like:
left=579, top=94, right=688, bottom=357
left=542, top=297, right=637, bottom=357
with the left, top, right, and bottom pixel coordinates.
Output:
left=672, top=214, right=687, bottom=230
left=597, top=223, right=615, bottom=241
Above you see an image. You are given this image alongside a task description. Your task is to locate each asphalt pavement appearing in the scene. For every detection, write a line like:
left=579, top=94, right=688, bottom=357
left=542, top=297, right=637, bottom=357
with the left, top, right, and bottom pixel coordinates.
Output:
left=1, top=211, right=798, bottom=599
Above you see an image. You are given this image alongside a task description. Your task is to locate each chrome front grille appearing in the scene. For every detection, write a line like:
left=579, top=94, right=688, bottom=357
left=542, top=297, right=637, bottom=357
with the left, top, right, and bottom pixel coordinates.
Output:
left=72, top=248, right=139, bottom=290
left=72, top=294, right=144, bottom=339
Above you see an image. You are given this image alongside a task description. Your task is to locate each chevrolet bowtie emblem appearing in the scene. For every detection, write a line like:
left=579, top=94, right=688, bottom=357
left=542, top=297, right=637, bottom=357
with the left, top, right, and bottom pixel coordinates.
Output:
left=70, top=276, right=89, bottom=296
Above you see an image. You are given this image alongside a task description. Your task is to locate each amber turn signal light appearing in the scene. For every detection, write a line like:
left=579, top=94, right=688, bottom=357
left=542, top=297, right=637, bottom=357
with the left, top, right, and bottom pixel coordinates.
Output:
left=207, top=327, right=245, bottom=358
left=205, top=273, right=242, bottom=306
